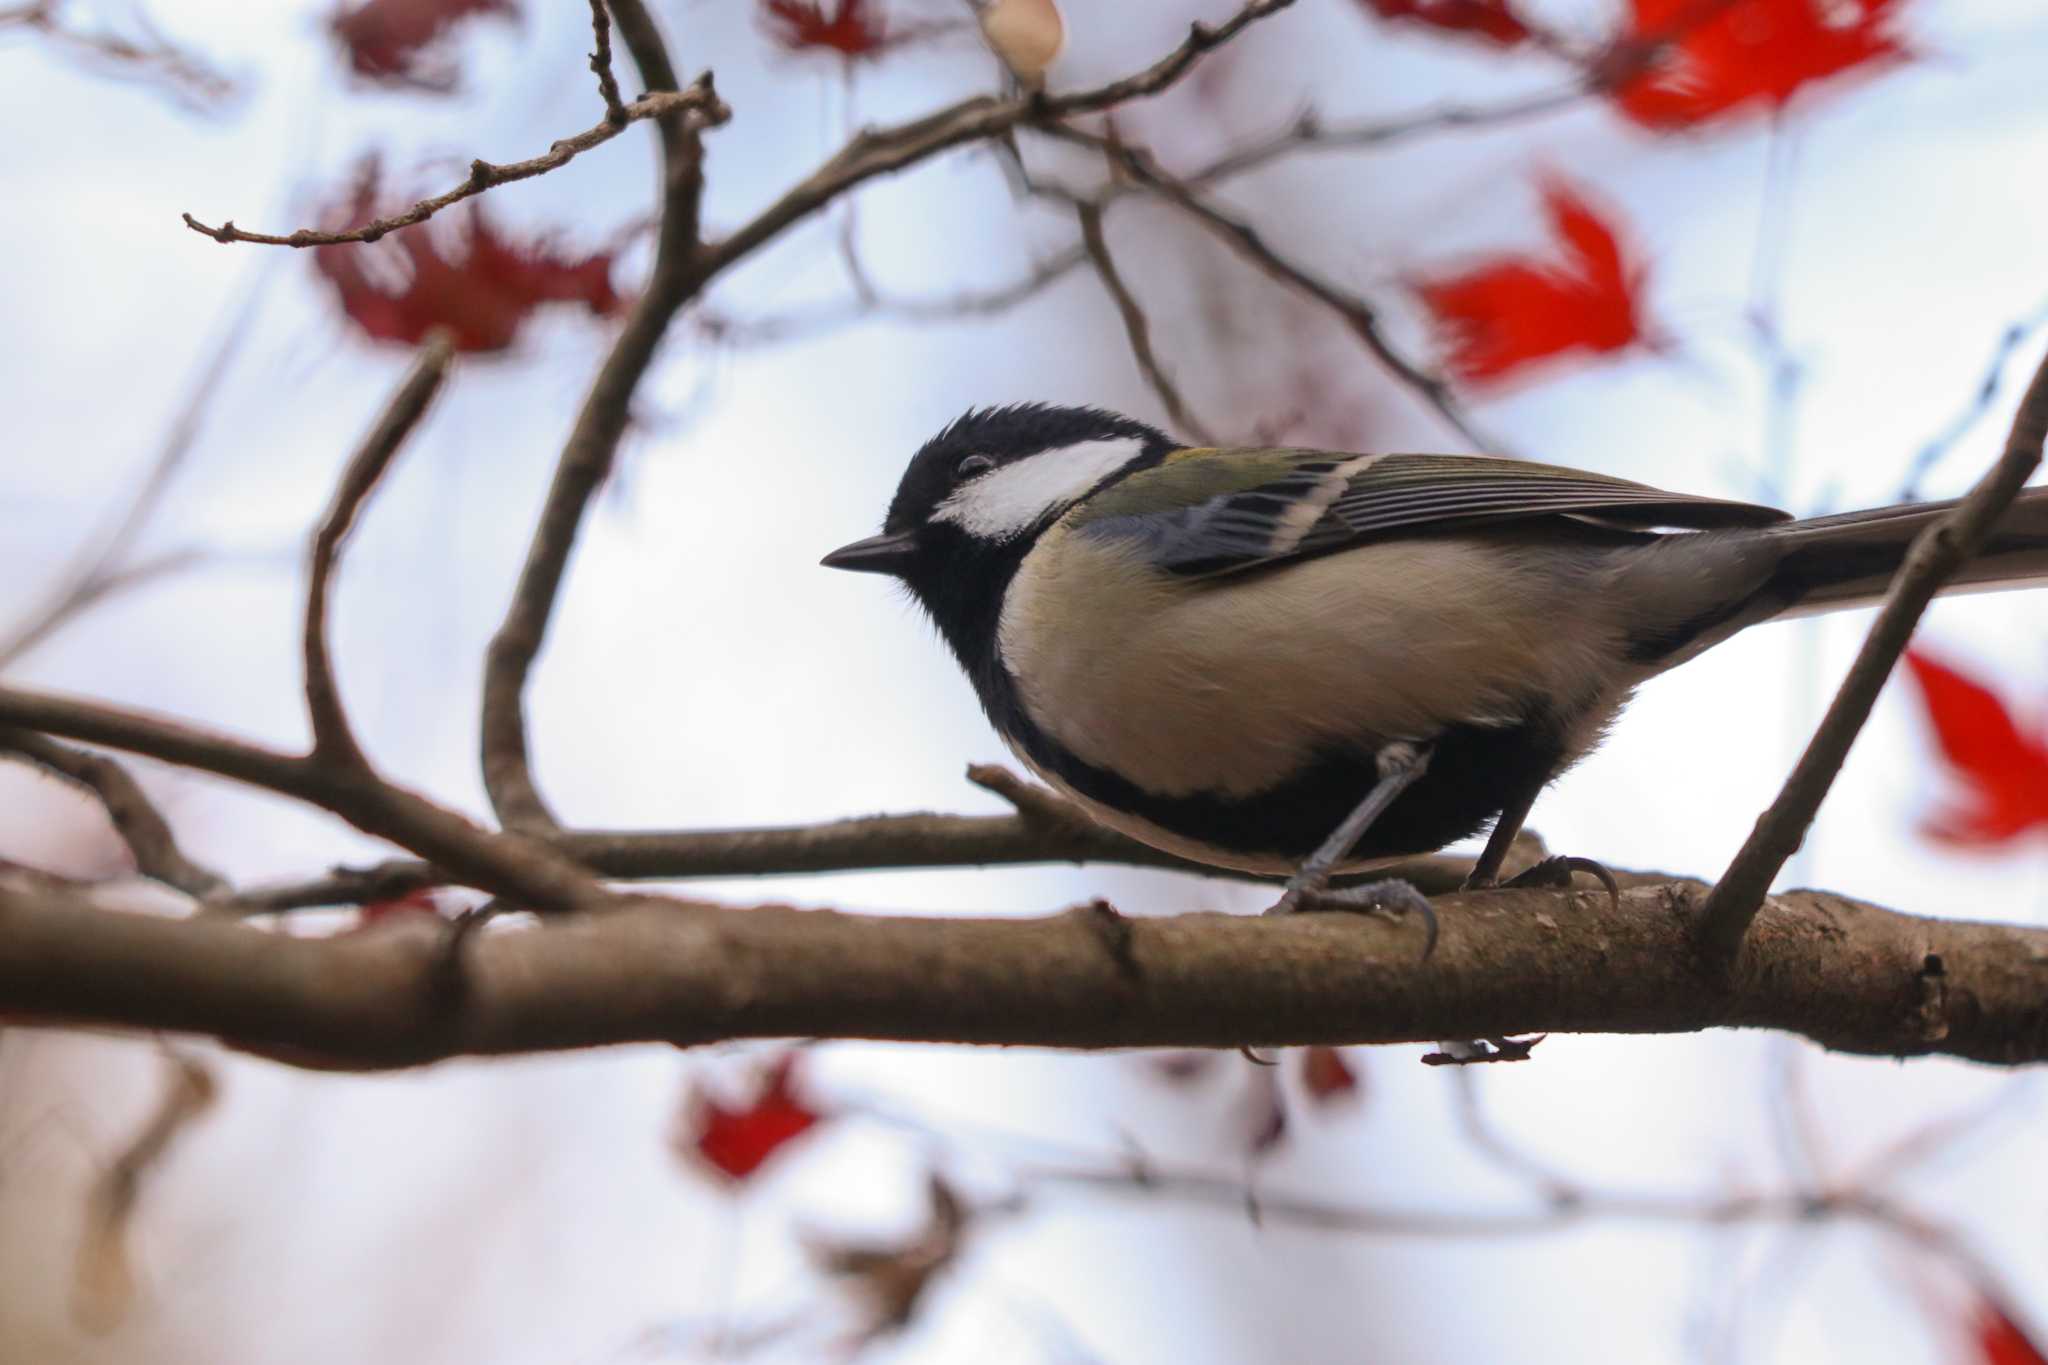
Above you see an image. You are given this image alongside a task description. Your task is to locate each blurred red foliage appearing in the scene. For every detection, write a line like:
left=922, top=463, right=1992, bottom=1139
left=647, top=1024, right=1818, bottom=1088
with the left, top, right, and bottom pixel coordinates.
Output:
left=328, top=0, right=517, bottom=91
left=761, top=0, right=890, bottom=57
left=355, top=888, right=444, bottom=926
left=1301, top=1045, right=1361, bottom=1103
left=312, top=162, right=623, bottom=352
left=1904, top=650, right=2048, bottom=846
left=1415, top=176, right=1648, bottom=386
left=1355, top=0, right=1531, bottom=48
left=1611, top=0, right=1908, bottom=128
left=684, top=1054, right=826, bottom=1181
left=1971, top=1294, right=2048, bottom=1365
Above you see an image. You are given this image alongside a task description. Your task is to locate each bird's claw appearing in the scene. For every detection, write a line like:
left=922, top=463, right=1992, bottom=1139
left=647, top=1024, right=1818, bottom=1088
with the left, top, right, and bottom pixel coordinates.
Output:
left=1266, top=877, right=1440, bottom=960
left=1463, top=854, right=1618, bottom=908
left=1421, top=1034, right=1546, bottom=1066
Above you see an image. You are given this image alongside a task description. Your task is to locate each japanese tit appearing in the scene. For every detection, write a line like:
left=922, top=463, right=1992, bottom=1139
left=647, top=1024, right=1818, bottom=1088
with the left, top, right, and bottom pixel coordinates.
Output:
left=824, top=405, right=2048, bottom=891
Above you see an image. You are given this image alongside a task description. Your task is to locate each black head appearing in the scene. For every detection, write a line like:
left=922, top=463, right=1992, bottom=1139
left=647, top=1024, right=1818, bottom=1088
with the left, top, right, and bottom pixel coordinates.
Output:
left=822, top=403, right=1174, bottom=676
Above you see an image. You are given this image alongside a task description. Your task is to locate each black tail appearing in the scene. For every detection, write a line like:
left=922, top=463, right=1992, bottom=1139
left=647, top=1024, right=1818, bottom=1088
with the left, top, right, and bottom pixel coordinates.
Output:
left=1764, top=485, right=2048, bottom=619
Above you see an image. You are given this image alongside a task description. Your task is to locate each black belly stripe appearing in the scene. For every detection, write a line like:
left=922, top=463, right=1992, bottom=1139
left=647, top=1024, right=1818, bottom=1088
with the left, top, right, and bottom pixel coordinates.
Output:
left=983, top=657, right=1571, bottom=863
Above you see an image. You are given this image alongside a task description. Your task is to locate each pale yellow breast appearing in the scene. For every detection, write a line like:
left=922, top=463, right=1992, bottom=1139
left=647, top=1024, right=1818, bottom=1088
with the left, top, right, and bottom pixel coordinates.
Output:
left=995, top=524, right=1624, bottom=798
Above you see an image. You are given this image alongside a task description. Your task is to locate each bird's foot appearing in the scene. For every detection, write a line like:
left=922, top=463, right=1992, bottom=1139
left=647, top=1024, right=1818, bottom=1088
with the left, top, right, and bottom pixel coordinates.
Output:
left=1266, top=877, right=1439, bottom=959
left=1461, top=854, right=1618, bottom=908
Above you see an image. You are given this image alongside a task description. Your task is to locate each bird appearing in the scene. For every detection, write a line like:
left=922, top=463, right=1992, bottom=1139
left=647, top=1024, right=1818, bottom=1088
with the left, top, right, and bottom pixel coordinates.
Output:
left=822, top=403, right=2048, bottom=932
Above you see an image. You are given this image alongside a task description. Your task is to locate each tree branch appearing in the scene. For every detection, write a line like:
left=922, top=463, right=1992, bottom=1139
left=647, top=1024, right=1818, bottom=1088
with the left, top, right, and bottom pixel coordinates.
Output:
left=478, top=4, right=725, bottom=834
left=0, top=729, right=227, bottom=897
left=0, top=685, right=601, bottom=914
left=219, top=818, right=1537, bottom=914
left=585, top=0, right=627, bottom=126
left=303, top=336, right=453, bottom=767
left=1696, top=342, right=2048, bottom=969
left=179, top=86, right=727, bottom=247
left=1075, top=199, right=1218, bottom=445
left=5, top=878, right=2042, bottom=1070
left=1051, top=127, right=1490, bottom=451
left=698, top=0, right=1299, bottom=278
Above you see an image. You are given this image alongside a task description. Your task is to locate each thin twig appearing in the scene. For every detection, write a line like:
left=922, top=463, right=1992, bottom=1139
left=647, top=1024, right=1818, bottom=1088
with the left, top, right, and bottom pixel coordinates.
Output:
left=699, top=244, right=1088, bottom=345
left=1054, top=127, right=1490, bottom=452
left=0, top=271, right=266, bottom=671
left=304, top=336, right=454, bottom=767
left=1076, top=199, right=1218, bottom=446
left=699, top=0, right=1300, bottom=276
left=1898, top=296, right=2048, bottom=500
left=0, top=685, right=601, bottom=913
left=0, top=728, right=227, bottom=897
left=180, top=86, right=727, bottom=248
left=1696, top=343, right=2048, bottom=970
left=479, top=8, right=722, bottom=834
left=71, top=1049, right=217, bottom=1332
left=586, top=0, right=627, bottom=125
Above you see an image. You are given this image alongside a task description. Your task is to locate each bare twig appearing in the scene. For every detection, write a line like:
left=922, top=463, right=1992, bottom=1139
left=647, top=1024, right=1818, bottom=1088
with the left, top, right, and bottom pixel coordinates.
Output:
left=479, top=8, right=723, bottom=834
left=586, top=0, right=627, bottom=125
left=699, top=0, right=1300, bottom=276
left=1697, top=343, right=2048, bottom=969
left=0, top=729, right=226, bottom=898
left=304, top=336, right=454, bottom=767
left=7, top=877, right=2047, bottom=1069
left=71, top=1050, right=216, bottom=1332
left=2, top=0, right=236, bottom=110
left=180, top=85, right=728, bottom=248
left=0, top=685, right=601, bottom=913
left=1052, top=127, right=1489, bottom=451
left=218, top=819, right=1541, bottom=915
left=0, top=273, right=266, bottom=671
left=1076, top=199, right=1218, bottom=445
left=1898, top=296, right=2048, bottom=500
left=698, top=244, right=1089, bottom=345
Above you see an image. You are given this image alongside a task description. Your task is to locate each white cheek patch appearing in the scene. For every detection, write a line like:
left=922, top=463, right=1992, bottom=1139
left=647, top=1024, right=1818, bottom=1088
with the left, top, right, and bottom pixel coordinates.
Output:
left=933, top=437, right=1147, bottom=540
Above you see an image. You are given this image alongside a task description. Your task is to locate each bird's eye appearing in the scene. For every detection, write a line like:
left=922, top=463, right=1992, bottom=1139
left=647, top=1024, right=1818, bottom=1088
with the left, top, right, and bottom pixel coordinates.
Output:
left=955, top=454, right=996, bottom=479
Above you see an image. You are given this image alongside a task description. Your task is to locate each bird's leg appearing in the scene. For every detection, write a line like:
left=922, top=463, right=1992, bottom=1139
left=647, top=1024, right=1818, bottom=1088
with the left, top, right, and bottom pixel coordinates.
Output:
left=1460, top=778, right=1618, bottom=907
left=1266, top=741, right=1439, bottom=955
left=1462, top=783, right=1540, bottom=889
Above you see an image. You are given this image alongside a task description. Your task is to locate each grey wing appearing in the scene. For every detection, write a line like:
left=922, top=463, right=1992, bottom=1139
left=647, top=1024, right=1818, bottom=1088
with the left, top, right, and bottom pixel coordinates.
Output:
left=1074, top=449, right=1790, bottom=578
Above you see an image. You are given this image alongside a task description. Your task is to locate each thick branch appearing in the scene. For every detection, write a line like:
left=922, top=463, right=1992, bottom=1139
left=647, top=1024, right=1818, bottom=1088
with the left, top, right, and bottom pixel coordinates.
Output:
left=303, top=336, right=453, bottom=767
left=0, top=729, right=226, bottom=897
left=4, top=879, right=2043, bottom=1069
left=1697, top=343, right=2048, bottom=967
left=180, top=86, right=726, bottom=247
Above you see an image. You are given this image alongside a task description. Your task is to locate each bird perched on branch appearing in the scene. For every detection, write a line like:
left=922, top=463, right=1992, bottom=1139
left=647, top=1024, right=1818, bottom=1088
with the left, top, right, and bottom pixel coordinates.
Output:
left=824, top=405, right=2048, bottom=934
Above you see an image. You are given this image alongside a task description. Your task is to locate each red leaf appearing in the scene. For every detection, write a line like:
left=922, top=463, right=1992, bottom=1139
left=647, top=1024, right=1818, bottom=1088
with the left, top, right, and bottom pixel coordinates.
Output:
left=1415, top=176, right=1649, bottom=386
left=1904, top=650, right=2048, bottom=846
left=1970, top=1294, right=2048, bottom=1365
left=1356, top=0, right=1531, bottom=48
left=760, top=0, right=890, bottom=57
left=312, top=160, right=623, bottom=353
left=356, top=888, right=444, bottom=927
left=1300, top=1046, right=1361, bottom=1103
left=1610, top=0, right=1908, bottom=129
left=683, top=1055, right=825, bottom=1182
left=328, top=0, right=517, bottom=92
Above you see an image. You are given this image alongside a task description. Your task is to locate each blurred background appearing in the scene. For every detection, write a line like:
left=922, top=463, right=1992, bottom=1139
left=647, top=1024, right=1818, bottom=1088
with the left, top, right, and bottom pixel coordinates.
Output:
left=4, top=0, right=2048, bottom=1359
